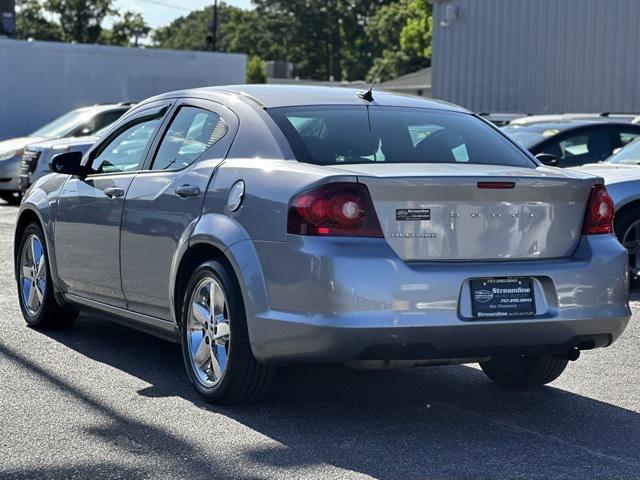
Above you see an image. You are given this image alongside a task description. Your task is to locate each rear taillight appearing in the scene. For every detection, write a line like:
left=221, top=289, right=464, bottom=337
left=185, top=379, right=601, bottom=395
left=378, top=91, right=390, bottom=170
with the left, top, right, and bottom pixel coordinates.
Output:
left=582, top=184, right=614, bottom=235
left=287, top=183, right=383, bottom=237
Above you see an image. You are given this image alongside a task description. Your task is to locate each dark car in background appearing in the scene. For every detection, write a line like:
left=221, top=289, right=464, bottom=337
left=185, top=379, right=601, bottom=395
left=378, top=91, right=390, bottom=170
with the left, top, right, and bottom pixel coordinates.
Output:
left=0, top=102, right=134, bottom=204
left=502, top=116, right=640, bottom=168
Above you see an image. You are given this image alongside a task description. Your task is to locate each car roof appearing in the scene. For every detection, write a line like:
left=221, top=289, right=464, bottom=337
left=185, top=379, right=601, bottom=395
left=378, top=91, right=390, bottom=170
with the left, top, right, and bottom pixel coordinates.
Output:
left=503, top=120, right=640, bottom=133
left=149, top=84, right=468, bottom=112
left=509, top=113, right=640, bottom=126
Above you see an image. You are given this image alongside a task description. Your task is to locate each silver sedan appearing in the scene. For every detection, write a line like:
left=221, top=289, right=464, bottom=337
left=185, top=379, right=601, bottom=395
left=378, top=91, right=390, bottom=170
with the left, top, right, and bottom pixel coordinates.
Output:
left=14, top=85, right=630, bottom=404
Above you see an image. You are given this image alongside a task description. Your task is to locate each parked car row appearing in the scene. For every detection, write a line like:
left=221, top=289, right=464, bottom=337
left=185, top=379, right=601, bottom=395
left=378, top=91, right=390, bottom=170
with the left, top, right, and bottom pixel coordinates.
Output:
left=13, top=85, right=631, bottom=404
left=0, top=102, right=134, bottom=204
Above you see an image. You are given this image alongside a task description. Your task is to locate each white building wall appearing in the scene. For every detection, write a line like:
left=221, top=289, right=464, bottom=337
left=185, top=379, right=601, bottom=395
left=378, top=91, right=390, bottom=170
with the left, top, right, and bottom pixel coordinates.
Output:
left=0, top=39, right=246, bottom=140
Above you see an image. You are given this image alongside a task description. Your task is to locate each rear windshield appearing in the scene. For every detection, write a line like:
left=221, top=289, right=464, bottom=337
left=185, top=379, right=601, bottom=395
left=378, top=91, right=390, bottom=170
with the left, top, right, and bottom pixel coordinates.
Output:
left=268, top=106, right=534, bottom=167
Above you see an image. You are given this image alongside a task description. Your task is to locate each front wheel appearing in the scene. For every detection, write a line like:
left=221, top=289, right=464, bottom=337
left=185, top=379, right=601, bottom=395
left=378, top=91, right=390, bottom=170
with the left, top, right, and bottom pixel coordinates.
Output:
left=480, top=354, right=568, bottom=387
left=180, top=259, right=276, bottom=404
left=16, top=222, right=77, bottom=329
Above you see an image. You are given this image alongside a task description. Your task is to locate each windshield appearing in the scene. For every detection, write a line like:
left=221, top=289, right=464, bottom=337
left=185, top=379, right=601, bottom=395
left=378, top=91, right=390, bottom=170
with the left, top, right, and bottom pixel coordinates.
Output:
left=607, top=138, right=640, bottom=165
left=501, top=126, right=548, bottom=149
left=269, top=106, right=533, bottom=167
left=30, top=108, right=94, bottom=139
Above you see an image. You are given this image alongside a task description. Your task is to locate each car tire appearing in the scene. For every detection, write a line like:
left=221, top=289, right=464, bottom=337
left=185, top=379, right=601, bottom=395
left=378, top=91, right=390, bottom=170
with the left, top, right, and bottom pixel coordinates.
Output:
left=479, top=354, right=568, bottom=387
left=614, top=207, right=640, bottom=289
left=1, top=191, right=22, bottom=205
left=16, top=222, right=78, bottom=329
left=180, top=259, right=276, bottom=404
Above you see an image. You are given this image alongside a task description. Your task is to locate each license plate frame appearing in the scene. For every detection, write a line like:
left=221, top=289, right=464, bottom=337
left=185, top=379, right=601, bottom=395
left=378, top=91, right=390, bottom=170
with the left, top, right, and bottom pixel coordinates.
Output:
left=470, top=277, right=536, bottom=319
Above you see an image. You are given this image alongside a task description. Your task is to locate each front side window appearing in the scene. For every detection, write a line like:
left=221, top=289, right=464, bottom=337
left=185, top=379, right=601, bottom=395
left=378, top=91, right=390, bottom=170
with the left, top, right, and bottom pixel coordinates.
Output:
left=150, top=106, right=227, bottom=171
left=268, top=106, right=533, bottom=167
left=91, top=117, right=161, bottom=174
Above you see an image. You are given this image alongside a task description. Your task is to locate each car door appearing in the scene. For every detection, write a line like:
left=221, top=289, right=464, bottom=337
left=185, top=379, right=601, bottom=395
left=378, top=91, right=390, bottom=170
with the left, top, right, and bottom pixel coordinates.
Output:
left=54, top=103, right=170, bottom=307
left=120, top=99, right=238, bottom=320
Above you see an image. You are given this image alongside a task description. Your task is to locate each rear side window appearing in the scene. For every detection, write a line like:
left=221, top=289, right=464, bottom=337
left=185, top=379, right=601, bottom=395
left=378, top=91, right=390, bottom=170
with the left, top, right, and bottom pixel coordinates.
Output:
left=150, top=106, right=227, bottom=171
left=268, top=106, right=533, bottom=167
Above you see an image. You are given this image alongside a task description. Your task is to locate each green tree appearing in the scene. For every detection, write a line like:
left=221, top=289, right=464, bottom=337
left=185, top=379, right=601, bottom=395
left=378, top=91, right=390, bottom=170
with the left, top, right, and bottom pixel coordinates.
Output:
left=101, top=11, right=150, bottom=47
left=252, top=0, right=391, bottom=81
left=153, top=3, right=262, bottom=53
left=366, top=0, right=433, bottom=81
left=45, top=0, right=115, bottom=43
left=15, top=0, right=62, bottom=41
left=153, top=1, right=392, bottom=82
left=246, top=55, right=266, bottom=83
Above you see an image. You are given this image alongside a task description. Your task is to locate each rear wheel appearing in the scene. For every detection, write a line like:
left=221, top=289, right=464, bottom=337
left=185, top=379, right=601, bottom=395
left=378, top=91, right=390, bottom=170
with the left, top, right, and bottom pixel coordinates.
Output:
left=180, top=259, right=275, bottom=404
left=615, top=208, right=640, bottom=288
left=480, top=354, right=568, bottom=387
left=16, top=223, right=77, bottom=329
left=0, top=191, right=21, bottom=205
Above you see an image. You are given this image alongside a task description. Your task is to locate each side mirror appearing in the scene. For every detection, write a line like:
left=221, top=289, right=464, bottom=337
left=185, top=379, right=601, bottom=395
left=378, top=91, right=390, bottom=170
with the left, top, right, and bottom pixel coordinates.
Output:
left=80, top=127, right=92, bottom=136
left=535, top=152, right=559, bottom=166
left=50, top=151, right=86, bottom=176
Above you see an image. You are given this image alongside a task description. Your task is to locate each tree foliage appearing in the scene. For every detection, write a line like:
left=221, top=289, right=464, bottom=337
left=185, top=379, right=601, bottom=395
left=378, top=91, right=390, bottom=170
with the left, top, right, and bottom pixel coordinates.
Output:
left=15, top=0, right=62, bottom=41
left=153, top=0, right=431, bottom=82
left=44, top=0, right=115, bottom=43
left=365, top=0, right=433, bottom=81
left=101, top=11, right=151, bottom=47
left=246, top=56, right=266, bottom=84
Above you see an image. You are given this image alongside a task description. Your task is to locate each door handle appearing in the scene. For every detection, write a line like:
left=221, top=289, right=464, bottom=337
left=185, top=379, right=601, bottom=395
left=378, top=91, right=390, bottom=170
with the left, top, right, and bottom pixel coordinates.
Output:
left=175, top=185, right=201, bottom=198
left=104, top=186, right=125, bottom=199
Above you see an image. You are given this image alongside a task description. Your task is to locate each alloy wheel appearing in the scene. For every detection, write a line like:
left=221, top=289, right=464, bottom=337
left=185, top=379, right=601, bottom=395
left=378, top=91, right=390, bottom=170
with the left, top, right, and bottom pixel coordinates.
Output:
left=622, top=219, right=640, bottom=278
left=186, top=276, right=231, bottom=388
left=20, top=234, right=47, bottom=316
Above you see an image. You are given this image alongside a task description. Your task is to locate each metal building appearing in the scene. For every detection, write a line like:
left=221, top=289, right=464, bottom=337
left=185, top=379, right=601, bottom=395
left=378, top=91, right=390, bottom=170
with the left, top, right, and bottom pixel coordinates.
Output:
left=431, top=0, right=640, bottom=114
left=0, top=39, right=246, bottom=140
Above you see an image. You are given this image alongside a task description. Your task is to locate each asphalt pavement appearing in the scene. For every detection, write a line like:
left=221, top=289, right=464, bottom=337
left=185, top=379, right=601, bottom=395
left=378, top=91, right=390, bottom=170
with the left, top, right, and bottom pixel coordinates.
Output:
left=0, top=201, right=638, bottom=479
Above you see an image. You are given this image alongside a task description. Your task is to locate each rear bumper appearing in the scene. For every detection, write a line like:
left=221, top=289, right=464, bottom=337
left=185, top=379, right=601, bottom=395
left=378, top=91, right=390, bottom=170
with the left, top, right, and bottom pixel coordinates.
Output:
left=246, top=234, right=631, bottom=364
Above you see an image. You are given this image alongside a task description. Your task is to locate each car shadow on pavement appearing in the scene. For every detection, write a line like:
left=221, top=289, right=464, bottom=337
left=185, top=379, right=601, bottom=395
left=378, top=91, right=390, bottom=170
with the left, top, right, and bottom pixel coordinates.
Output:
left=29, top=311, right=640, bottom=479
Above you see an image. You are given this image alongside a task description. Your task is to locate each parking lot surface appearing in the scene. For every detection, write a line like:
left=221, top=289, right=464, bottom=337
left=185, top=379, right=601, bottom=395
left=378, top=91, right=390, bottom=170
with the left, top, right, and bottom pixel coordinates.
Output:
left=0, top=202, right=638, bottom=480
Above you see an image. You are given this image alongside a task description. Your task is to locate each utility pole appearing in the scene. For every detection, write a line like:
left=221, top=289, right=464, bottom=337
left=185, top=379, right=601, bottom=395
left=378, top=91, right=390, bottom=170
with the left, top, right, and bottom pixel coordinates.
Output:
left=210, top=0, right=218, bottom=52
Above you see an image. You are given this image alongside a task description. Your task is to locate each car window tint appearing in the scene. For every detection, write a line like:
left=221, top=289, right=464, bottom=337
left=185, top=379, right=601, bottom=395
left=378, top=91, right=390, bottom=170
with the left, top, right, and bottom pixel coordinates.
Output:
left=616, top=130, right=640, bottom=149
left=543, top=130, right=612, bottom=167
left=92, top=118, right=161, bottom=174
left=268, top=106, right=533, bottom=167
left=151, top=106, right=227, bottom=171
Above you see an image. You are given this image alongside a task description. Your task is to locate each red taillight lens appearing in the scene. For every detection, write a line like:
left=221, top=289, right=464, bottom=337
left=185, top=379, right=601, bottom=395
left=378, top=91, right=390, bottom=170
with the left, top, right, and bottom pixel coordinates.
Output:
left=287, top=183, right=383, bottom=237
left=582, top=184, right=615, bottom=235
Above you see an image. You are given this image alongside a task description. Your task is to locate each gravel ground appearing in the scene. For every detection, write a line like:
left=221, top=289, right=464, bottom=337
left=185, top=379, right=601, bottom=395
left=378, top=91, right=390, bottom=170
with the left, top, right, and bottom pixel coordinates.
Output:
left=0, top=202, right=638, bottom=480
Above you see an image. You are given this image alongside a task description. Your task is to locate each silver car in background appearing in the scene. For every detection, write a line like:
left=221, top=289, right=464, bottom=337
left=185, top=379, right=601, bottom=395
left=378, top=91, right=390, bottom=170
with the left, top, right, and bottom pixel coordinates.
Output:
left=0, top=103, right=133, bottom=204
left=14, top=85, right=630, bottom=404
left=575, top=138, right=640, bottom=286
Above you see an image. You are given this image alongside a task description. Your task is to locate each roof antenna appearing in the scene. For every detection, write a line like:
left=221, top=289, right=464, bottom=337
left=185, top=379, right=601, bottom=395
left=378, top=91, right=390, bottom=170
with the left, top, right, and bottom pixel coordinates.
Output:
left=358, top=63, right=385, bottom=102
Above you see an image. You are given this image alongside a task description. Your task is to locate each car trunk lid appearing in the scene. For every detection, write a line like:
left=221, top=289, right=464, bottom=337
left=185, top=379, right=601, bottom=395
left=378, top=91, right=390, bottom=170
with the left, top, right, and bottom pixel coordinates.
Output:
left=345, top=164, right=595, bottom=261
